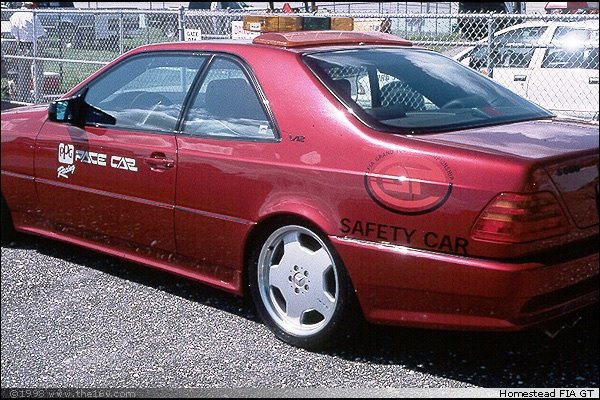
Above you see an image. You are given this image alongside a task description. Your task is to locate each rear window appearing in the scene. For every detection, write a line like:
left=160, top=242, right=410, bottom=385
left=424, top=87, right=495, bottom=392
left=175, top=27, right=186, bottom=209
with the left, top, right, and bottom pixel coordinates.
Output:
left=304, top=48, right=552, bottom=134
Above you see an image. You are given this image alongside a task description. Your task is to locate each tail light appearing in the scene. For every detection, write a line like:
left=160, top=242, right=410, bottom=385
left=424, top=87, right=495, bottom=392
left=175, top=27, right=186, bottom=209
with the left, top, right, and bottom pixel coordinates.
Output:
left=471, top=192, right=570, bottom=243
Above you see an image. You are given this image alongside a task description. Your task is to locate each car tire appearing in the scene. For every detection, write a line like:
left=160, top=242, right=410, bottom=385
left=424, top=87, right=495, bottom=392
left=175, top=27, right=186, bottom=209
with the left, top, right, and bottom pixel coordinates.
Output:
left=1, top=196, right=16, bottom=245
left=249, top=223, right=360, bottom=350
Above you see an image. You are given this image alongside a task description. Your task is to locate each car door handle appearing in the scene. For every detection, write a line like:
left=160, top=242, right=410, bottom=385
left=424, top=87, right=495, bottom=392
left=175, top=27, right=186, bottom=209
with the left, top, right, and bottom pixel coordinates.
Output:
left=514, top=75, right=527, bottom=82
left=144, top=153, right=175, bottom=169
left=590, top=77, right=599, bottom=84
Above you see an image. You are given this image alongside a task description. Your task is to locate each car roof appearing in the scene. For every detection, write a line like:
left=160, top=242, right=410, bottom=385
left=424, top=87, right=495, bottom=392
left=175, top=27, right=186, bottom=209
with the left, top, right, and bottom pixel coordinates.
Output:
left=458, top=19, right=599, bottom=47
left=494, top=19, right=599, bottom=35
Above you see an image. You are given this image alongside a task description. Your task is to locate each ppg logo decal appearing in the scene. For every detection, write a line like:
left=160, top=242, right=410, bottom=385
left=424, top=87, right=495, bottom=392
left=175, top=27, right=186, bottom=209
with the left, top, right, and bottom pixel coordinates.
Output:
left=364, top=153, right=454, bottom=215
left=58, top=143, right=74, bottom=165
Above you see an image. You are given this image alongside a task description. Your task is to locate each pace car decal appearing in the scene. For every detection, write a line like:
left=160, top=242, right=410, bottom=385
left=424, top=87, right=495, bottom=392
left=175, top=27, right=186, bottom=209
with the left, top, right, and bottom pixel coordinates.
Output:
left=76, top=150, right=138, bottom=172
left=57, top=143, right=76, bottom=178
left=57, top=164, right=76, bottom=179
left=340, top=218, right=469, bottom=255
left=364, top=150, right=454, bottom=215
left=58, top=143, right=74, bottom=165
left=57, top=142, right=138, bottom=178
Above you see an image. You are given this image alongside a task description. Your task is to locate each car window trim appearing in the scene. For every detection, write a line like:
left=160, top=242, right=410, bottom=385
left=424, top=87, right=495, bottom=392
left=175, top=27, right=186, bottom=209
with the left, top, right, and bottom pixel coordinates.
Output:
left=177, top=52, right=282, bottom=143
left=176, top=53, right=215, bottom=133
left=74, top=50, right=209, bottom=136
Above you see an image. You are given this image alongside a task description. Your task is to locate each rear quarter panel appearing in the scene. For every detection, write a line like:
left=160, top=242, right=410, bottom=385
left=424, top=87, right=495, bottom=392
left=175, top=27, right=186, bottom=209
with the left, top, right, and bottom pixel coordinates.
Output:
left=233, top=47, right=535, bottom=260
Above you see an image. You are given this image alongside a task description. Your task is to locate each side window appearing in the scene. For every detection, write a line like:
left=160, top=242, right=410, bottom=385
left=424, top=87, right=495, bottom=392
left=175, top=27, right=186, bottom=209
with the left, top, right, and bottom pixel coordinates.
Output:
left=542, top=27, right=599, bottom=69
left=182, top=57, right=275, bottom=139
left=551, top=26, right=597, bottom=43
left=496, top=26, right=547, bottom=45
left=542, top=48, right=599, bottom=69
left=492, top=26, right=547, bottom=69
left=84, top=53, right=207, bottom=132
left=495, top=47, right=535, bottom=68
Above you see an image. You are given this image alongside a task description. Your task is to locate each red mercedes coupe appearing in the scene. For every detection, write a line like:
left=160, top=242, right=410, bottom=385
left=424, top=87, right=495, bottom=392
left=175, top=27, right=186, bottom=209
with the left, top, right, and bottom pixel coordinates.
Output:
left=1, top=31, right=598, bottom=349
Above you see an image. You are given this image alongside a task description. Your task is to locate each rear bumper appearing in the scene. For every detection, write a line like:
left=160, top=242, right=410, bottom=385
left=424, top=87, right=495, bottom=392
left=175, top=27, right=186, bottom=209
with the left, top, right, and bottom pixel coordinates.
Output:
left=331, top=236, right=599, bottom=330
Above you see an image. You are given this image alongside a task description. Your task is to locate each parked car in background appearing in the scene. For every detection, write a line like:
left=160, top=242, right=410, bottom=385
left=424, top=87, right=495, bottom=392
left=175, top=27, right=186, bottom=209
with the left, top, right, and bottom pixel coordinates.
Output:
left=544, top=1, right=599, bottom=14
left=455, top=20, right=599, bottom=120
left=2, top=31, right=598, bottom=349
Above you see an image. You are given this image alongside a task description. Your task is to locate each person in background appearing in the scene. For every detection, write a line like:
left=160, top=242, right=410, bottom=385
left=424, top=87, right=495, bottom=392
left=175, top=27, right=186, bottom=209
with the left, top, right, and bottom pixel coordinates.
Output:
left=9, top=1, right=46, bottom=103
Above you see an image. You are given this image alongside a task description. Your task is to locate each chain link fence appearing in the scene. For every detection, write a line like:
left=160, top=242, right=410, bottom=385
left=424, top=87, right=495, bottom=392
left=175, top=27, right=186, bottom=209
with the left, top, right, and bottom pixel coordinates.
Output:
left=1, top=8, right=598, bottom=120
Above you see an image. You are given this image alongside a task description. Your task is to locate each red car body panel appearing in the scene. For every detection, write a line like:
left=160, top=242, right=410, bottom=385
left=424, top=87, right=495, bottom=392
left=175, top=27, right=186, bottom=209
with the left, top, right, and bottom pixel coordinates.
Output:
left=34, top=123, right=178, bottom=251
left=1, top=38, right=598, bottom=330
left=334, top=237, right=598, bottom=329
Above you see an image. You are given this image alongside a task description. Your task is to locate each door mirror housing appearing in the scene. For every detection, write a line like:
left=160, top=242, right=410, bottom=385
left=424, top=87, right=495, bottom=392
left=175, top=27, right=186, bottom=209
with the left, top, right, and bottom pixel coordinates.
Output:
left=48, top=88, right=115, bottom=128
left=48, top=92, right=86, bottom=128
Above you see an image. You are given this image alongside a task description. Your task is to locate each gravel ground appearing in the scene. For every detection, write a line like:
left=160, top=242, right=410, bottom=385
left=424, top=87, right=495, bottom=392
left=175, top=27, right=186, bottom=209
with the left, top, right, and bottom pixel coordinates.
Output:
left=1, top=235, right=598, bottom=389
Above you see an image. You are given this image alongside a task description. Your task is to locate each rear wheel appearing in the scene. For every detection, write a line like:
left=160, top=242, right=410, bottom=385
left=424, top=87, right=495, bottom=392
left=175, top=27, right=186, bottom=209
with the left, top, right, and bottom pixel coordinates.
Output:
left=249, top=224, right=358, bottom=350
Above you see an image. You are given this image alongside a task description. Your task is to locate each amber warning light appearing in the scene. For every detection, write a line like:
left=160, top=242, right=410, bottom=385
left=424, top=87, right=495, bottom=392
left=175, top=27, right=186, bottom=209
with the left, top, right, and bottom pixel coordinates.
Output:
left=243, top=15, right=354, bottom=33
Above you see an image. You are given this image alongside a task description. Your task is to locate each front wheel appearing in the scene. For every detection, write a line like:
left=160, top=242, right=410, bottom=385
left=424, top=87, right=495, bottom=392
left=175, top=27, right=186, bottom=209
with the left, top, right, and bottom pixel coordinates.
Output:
left=249, top=224, right=358, bottom=350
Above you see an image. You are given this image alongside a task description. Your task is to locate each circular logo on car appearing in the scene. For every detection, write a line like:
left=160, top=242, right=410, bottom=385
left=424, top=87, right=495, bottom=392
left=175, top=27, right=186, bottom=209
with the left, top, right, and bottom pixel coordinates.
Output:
left=364, top=154, right=453, bottom=215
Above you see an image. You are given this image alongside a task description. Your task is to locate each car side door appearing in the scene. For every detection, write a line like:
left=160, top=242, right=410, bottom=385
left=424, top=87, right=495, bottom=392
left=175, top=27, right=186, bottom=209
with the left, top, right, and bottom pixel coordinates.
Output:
left=34, top=51, right=207, bottom=253
left=174, top=54, right=280, bottom=286
left=527, top=26, right=599, bottom=118
left=490, top=25, right=549, bottom=98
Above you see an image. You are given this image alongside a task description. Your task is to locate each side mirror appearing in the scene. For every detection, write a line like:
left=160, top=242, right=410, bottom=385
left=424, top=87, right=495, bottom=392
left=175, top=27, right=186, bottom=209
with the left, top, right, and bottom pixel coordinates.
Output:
left=48, top=90, right=87, bottom=128
left=48, top=88, right=115, bottom=128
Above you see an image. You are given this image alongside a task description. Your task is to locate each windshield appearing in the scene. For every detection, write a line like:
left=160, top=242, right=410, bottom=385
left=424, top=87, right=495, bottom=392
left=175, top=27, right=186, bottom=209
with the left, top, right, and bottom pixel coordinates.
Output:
left=304, top=48, right=552, bottom=133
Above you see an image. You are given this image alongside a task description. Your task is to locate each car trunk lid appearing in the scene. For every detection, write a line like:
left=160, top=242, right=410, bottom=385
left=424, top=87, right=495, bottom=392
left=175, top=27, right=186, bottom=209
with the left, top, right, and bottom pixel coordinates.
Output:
left=422, top=118, right=598, bottom=159
left=423, top=118, right=599, bottom=229
left=545, top=155, right=599, bottom=229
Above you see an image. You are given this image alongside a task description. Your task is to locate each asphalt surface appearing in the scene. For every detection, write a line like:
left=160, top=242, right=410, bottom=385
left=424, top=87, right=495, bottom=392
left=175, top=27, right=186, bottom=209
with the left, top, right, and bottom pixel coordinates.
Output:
left=1, top=234, right=598, bottom=389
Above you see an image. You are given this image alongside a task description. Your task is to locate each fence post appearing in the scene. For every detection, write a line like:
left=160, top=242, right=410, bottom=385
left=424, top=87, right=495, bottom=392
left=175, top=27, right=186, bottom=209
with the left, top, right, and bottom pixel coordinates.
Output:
left=145, top=12, right=150, bottom=44
left=32, top=8, right=39, bottom=103
left=178, top=6, right=185, bottom=42
left=486, top=14, right=495, bottom=79
left=119, top=11, right=124, bottom=54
